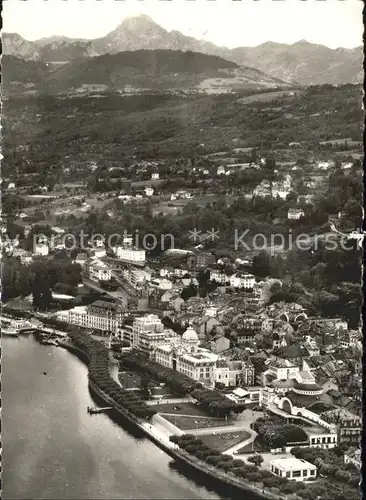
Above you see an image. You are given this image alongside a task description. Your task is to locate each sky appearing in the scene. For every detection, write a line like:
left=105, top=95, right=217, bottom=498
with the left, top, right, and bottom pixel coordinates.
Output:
left=3, top=0, right=363, bottom=49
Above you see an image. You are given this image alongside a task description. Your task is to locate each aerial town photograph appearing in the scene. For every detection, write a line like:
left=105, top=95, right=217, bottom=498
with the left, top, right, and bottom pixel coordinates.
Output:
left=1, top=0, right=363, bottom=499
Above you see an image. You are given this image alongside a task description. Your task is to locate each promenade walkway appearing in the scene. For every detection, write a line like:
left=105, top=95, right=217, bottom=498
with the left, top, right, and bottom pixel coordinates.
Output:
left=146, top=397, right=194, bottom=406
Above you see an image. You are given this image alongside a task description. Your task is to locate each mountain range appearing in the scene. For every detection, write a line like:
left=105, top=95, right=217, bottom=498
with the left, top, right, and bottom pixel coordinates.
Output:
left=2, top=50, right=286, bottom=96
left=3, top=14, right=363, bottom=85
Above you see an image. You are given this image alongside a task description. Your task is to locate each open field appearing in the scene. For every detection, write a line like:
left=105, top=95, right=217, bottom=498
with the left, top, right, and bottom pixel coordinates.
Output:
left=131, top=179, right=165, bottom=188
left=234, top=440, right=266, bottom=454
left=200, top=430, right=251, bottom=453
left=237, top=89, right=303, bottom=105
left=152, top=194, right=239, bottom=215
left=162, top=414, right=231, bottom=431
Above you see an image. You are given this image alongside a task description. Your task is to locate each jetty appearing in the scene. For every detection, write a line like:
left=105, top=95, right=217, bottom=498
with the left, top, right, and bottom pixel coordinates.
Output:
left=87, top=406, right=113, bottom=415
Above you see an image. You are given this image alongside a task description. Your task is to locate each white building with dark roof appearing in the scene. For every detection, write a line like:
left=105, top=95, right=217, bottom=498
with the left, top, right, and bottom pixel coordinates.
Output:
left=270, top=457, right=317, bottom=481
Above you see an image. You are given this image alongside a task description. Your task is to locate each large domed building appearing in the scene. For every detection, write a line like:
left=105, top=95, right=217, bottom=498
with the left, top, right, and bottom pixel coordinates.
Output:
left=154, top=324, right=218, bottom=387
left=182, top=325, right=199, bottom=352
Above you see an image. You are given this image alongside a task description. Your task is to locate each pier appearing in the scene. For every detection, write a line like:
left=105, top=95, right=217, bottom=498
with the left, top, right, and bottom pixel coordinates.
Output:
left=87, top=406, right=113, bottom=415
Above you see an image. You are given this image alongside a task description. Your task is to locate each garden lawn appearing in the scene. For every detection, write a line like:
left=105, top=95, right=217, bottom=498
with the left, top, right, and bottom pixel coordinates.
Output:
left=162, top=415, right=231, bottom=431
left=118, top=371, right=142, bottom=389
left=153, top=402, right=212, bottom=417
left=200, top=430, right=251, bottom=453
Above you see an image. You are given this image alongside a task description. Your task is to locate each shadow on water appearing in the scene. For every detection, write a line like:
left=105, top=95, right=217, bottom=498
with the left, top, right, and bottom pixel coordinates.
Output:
left=168, top=460, right=262, bottom=500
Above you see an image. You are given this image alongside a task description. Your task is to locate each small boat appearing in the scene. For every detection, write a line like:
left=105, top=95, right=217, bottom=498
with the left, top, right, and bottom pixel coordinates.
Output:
left=40, top=338, right=59, bottom=346
left=1, top=317, right=33, bottom=336
left=43, top=372, right=47, bottom=375
left=2, top=325, right=19, bottom=336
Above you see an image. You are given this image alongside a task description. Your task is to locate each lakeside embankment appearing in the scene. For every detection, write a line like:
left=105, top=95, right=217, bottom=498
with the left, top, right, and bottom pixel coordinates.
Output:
left=59, top=339, right=285, bottom=500
left=3, top=334, right=221, bottom=500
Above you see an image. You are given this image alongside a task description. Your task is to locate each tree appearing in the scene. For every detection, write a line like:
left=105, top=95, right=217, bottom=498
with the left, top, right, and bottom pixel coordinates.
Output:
left=246, top=472, right=262, bottom=483
left=247, top=454, right=264, bottom=467
left=205, top=455, right=221, bottom=465
left=181, top=284, right=198, bottom=301
left=252, top=251, right=271, bottom=278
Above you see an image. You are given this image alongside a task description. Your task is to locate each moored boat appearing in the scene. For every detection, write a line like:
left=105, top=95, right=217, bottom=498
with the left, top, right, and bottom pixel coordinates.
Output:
left=2, top=325, right=19, bottom=336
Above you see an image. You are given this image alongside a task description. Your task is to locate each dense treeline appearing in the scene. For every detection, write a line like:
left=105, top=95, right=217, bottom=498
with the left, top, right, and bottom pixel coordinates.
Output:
left=290, top=447, right=360, bottom=491
left=121, top=353, right=244, bottom=417
left=2, top=256, right=82, bottom=309
left=171, top=435, right=358, bottom=500
left=121, top=352, right=200, bottom=395
left=67, top=330, right=156, bottom=421
left=253, top=417, right=308, bottom=449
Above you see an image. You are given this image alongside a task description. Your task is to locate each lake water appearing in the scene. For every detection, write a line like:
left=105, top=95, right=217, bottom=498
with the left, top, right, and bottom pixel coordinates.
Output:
left=2, top=335, right=244, bottom=499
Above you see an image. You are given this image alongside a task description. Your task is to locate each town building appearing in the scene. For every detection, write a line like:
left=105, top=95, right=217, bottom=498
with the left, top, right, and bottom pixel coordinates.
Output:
left=287, top=208, right=305, bottom=220
left=123, top=266, right=152, bottom=287
left=209, top=270, right=229, bottom=284
left=132, top=314, right=164, bottom=348
left=320, top=408, right=362, bottom=445
left=113, top=244, right=146, bottom=264
left=88, top=260, right=112, bottom=282
left=137, top=328, right=178, bottom=358
left=55, top=301, right=122, bottom=337
left=214, top=357, right=255, bottom=387
left=34, top=243, right=49, bottom=256
left=344, top=447, right=361, bottom=469
left=155, top=326, right=218, bottom=388
left=262, top=359, right=300, bottom=383
left=229, top=273, right=255, bottom=289
left=270, top=457, right=317, bottom=481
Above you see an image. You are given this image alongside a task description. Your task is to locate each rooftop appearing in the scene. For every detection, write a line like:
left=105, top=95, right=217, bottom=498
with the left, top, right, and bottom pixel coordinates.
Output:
left=321, top=408, right=361, bottom=421
left=270, top=457, right=317, bottom=471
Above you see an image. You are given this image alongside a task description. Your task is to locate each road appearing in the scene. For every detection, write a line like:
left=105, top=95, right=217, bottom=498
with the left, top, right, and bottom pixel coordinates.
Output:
left=110, top=271, right=138, bottom=297
left=82, top=276, right=129, bottom=305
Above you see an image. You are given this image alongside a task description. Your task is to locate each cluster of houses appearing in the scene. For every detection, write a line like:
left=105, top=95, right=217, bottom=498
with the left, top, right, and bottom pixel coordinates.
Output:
left=49, top=236, right=362, bottom=459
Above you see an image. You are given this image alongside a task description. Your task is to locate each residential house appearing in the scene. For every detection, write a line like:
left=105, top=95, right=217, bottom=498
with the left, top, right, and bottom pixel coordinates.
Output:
left=210, top=269, right=229, bottom=284
left=317, top=161, right=330, bottom=170
left=304, top=339, right=320, bottom=357
left=236, top=329, right=257, bottom=345
left=194, top=316, right=224, bottom=338
left=34, top=243, right=49, bottom=256
left=209, top=336, right=230, bottom=354
left=288, top=208, right=305, bottom=220
left=229, top=273, right=255, bottom=289
left=113, top=244, right=146, bottom=264
left=191, top=250, right=216, bottom=269
left=88, top=260, right=111, bottom=282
